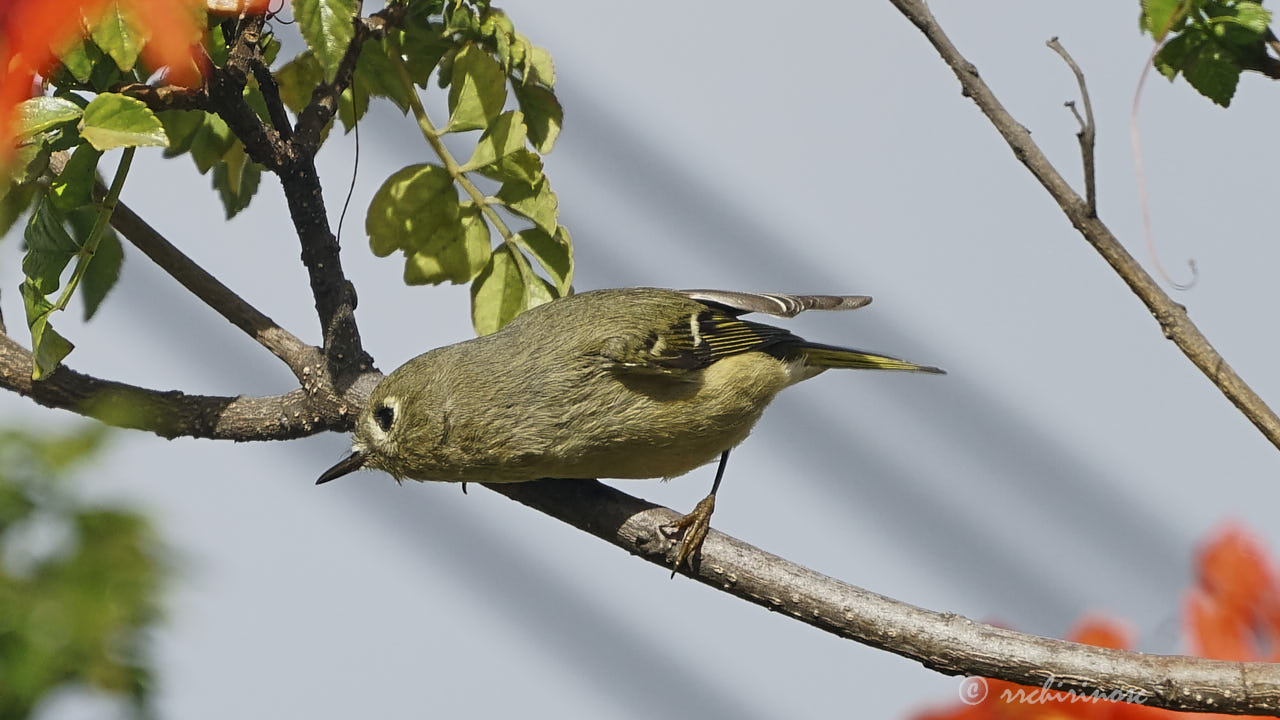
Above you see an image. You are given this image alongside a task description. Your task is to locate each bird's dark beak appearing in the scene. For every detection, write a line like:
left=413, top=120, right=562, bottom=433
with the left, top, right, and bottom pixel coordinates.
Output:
left=317, top=450, right=366, bottom=485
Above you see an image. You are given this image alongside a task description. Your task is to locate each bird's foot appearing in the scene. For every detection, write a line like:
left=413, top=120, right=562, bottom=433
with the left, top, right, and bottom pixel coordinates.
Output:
left=661, top=494, right=716, bottom=577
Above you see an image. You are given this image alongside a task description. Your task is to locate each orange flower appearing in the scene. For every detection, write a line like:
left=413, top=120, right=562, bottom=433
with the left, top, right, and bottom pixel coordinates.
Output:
left=1, top=0, right=273, bottom=159
left=910, top=523, right=1280, bottom=719
left=1187, top=523, right=1280, bottom=663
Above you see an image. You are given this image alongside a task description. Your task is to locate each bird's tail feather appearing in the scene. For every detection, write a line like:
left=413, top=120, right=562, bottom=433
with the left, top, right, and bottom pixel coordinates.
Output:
left=798, top=343, right=945, bottom=374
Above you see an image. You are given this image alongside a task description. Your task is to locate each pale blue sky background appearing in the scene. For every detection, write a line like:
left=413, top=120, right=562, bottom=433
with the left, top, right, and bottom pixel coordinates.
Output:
left=5, top=1, right=1280, bottom=718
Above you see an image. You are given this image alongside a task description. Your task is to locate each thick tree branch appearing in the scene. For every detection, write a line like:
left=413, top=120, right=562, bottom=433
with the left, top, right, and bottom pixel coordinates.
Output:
left=888, top=0, right=1280, bottom=452
left=276, top=152, right=369, bottom=377
left=0, top=334, right=338, bottom=440
left=489, top=478, right=1280, bottom=714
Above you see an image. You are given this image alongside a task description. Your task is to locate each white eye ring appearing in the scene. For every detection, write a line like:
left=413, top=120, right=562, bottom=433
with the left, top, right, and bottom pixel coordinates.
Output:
left=370, top=397, right=400, bottom=436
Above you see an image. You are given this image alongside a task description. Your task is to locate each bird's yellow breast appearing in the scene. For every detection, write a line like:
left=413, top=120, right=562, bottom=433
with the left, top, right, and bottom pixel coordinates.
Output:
left=528, top=351, right=800, bottom=481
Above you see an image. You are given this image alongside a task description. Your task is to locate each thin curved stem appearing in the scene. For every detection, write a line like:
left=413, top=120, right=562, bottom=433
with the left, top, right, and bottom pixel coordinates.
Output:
left=53, top=147, right=134, bottom=313
left=384, top=35, right=541, bottom=288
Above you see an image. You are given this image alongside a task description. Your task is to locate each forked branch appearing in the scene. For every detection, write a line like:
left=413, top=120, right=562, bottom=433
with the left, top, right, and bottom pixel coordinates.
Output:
left=888, top=0, right=1280, bottom=452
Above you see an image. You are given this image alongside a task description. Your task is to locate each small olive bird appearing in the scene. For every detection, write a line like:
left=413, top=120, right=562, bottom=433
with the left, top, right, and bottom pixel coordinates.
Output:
left=317, top=287, right=943, bottom=573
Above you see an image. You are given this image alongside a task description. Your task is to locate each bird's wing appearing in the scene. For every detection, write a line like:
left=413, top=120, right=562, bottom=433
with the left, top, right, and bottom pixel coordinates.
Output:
left=599, top=304, right=799, bottom=376
left=678, top=290, right=872, bottom=318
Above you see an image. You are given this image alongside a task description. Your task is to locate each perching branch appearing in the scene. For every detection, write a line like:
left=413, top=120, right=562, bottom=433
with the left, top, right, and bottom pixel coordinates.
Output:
left=14, top=4, right=1280, bottom=713
left=888, top=0, right=1280, bottom=453
left=8, top=306, right=1279, bottom=713
left=492, top=478, right=1280, bottom=714
left=0, top=334, right=341, bottom=440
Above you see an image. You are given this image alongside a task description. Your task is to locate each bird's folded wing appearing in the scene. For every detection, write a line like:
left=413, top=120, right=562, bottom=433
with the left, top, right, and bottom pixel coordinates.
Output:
left=679, top=290, right=872, bottom=318
left=600, top=306, right=799, bottom=376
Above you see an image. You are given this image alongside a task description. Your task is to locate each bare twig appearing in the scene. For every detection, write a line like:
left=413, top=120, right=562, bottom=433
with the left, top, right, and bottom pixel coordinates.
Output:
left=889, top=0, right=1280, bottom=452
left=0, top=335, right=342, bottom=440
left=1047, top=37, right=1096, bottom=216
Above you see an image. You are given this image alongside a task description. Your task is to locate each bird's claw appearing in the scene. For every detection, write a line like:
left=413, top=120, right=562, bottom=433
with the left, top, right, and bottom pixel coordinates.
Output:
left=661, top=494, right=716, bottom=578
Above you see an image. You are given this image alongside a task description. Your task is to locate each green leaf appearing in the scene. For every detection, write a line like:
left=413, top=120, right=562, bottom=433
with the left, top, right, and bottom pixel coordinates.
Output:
left=525, top=45, right=555, bottom=87
left=399, top=23, right=452, bottom=86
left=470, top=244, right=526, bottom=335
left=463, top=110, right=526, bottom=170
left=294, top=0, right=357, bottom=81
left=1183, top=39, right=1241, bottom=107
left=50, top=144, right=103, bottom=212
left=0, top=182, right=39, bottom=238
left=336, top=85, right=369, bottom=131
left=274, top=52, right=325, bottom=115
left=189, top=114, right=235, bottom=174
left=90, top=1, right=147, bottom=72
left=78, top=94, right=167, bottom=151
left=207, top=23, right=229, bottom=66
left=1229, top=2, right=1272, bottom=34
left=1142, top=0, right=1188, bottom=38
left=20, top=280, right=74, bottom=380
left=446, top=44, right=507, bottom=133
left=366, top=163, right=459, bottom=257
left=212, top=144, right=262, bottom=219
left=55, top=40, right=101, bottom=84
left=1155, top=32, right=1197, bottom=80
left=354, top=39, right=413, bottom=113
left=519, top=226, right=573, bottom=295
left=66, top=207, right=123, bottom=321
left=524, top=272, right=554, bottom=309
left=496, top=177, right=558, bottom=234
left=474, top=149, right=543, bottom=185
left=22, top=198, right=80, bottom=295
left=16, top=97, right=83, bottom=138
left=242, top=84, right=273, bottom=125
left=158, top=110, right=205, bottom=157
left=260, top=31, right=283, bottom=65
left=404, top=203, right=492, bottom=285
left=444, top=3, right=480, bottom=35
left=10, top=143, right=51, bottom=186
left=513, top=83, right=562, bottom=153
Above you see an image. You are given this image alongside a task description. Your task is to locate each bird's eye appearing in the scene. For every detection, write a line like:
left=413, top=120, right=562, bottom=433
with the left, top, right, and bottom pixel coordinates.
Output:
left=373, top=403, right=395, bottom=432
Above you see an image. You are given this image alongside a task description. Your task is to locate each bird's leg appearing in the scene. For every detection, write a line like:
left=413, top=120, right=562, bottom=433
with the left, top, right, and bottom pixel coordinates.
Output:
left=662, top=449, right=730, bottom=577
